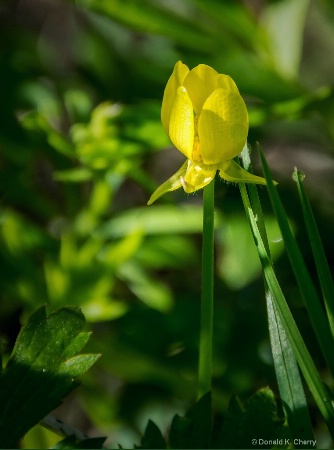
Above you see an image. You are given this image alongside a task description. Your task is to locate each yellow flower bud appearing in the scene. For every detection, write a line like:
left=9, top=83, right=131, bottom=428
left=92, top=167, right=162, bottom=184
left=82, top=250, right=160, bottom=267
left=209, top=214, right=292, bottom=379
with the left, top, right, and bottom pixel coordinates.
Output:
left=162, top=61, right=249, bottom=165
left=148, top=61, right=266, bottom=205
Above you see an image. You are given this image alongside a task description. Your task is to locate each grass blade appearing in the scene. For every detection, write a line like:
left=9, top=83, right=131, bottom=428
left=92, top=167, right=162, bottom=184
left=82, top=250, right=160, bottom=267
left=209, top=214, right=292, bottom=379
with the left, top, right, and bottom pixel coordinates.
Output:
left=293, top=167, right=334, bottom=337
left=239, top=176, right=314, bottom=442
left=266, top=290, right=314, bottom=443
left=245, top=202, right=334, bottom=438
left=258, top=144, right=334, bottom=376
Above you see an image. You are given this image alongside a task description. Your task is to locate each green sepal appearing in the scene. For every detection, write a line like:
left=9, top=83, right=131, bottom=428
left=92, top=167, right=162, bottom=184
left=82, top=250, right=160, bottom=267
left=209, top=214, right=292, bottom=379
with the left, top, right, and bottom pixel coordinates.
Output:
left=182, top=160, right=216, bottom=193
left=219, top=159, right=267, bottom=185
left=147, top=160, right=187, bottom=205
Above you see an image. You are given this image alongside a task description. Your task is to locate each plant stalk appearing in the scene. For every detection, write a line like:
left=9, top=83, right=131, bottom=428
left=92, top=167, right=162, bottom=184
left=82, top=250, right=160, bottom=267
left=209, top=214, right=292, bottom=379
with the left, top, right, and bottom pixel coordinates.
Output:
left=198, top=179, right=215, bottom=398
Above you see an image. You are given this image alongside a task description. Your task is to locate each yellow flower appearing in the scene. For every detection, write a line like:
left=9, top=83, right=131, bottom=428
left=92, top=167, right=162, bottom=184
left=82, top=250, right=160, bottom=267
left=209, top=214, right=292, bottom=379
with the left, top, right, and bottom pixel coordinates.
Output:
left=148, top=61, right=266, bottom=205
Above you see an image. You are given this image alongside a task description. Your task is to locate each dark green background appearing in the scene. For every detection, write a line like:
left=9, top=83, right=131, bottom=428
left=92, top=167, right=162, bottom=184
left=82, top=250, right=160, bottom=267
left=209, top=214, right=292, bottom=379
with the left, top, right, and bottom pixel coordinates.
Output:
left=1, top=0, right=334, bottom=447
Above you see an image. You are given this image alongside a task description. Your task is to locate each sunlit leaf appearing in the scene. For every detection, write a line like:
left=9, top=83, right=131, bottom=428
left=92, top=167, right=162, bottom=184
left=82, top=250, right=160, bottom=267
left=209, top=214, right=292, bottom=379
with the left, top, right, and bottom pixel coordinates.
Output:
left=0, top=306, right=99, bottom=448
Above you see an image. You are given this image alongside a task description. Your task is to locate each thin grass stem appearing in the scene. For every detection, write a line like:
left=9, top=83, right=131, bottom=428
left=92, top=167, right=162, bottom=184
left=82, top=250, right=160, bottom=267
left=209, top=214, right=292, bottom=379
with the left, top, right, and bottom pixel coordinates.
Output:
left=198, top=179, right=215, bottom=398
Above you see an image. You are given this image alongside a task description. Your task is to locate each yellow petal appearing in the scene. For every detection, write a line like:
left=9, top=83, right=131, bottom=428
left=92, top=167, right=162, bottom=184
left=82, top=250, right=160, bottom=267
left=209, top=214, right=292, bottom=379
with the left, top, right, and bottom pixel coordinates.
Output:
left=161, top=61, right=190, bottom=135
left=198, top=88, right=249, bottom=165
left=147, top=160, right=188, bottom=205
left=168, top=86, right=194, bottom=160
left=217, top=74, right=240, bottom=94
left=183, top=64, right=219, bottom=115
left=218, top=160, right=267, bottom=185
left=182, top=161, right=217, bottom=193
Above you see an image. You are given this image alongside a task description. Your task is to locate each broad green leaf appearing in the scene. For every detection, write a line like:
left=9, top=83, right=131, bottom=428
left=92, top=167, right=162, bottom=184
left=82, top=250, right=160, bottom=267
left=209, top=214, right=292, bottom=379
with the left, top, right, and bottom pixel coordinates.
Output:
left=138, top=419, right=166, bottom=449
left=0, top=306, right=99, bottom=448
left=168, top=392, right=211, bottom=449
left=216, top=387, right=284, bottom=449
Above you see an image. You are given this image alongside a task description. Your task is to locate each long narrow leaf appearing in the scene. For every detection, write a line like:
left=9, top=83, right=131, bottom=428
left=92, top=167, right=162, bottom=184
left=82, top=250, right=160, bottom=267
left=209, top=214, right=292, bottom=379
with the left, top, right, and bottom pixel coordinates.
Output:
left=294, top=168, right=334, bottom=337
left=239, top=177, right=314, bottom=442
left=246, top=205, right=334, bottom=438
left=258, top=145, right=334, bottom=376
left=266, top=291, right=314, bottom=442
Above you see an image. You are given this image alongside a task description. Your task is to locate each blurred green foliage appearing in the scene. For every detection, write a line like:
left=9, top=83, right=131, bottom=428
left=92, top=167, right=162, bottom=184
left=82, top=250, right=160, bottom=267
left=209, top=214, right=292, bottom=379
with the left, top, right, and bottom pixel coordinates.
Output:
left=1, top=0, right=334, bottom=447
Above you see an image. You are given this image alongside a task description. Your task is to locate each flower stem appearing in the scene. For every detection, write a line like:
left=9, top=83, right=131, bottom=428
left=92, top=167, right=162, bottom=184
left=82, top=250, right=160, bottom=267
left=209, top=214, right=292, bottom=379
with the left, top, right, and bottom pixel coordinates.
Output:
left=198, top=179, right=215, bottom=398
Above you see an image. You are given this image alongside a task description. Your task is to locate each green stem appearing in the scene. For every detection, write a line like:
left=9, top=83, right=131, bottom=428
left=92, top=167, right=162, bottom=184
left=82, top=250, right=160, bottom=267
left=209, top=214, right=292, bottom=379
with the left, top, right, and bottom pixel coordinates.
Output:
left=198, top=179, right=215, bottom=398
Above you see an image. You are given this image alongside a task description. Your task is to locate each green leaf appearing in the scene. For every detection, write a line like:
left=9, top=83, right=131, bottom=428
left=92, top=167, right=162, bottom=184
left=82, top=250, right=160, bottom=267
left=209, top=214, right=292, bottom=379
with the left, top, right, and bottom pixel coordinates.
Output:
left=53, top=435, right=106, bottom=449
left=0, top=306, right=100, bottom=448
left=245, top=205, right=334, bottom=438
left=293, top=167, right=334, bottom=337
left=266, top=292, right=315, bottom=444
left=217, top=387, right=284, bottom=449
left=258, top=144, right=334, bottom=377
left=168, top=392, right=211, bottom=449
left=240, top=149, right=314, bottom=443
left=138, top=419, right=166, bottom=449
